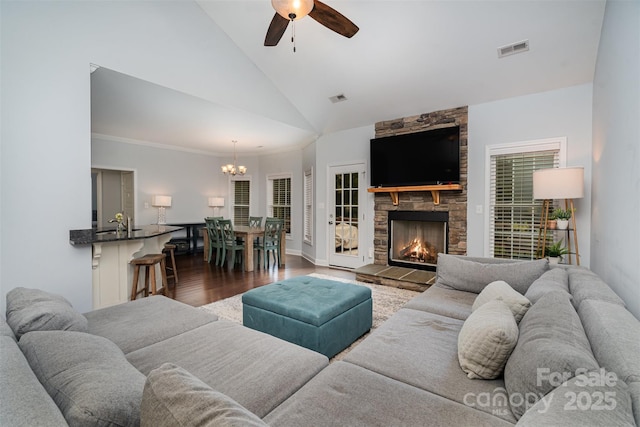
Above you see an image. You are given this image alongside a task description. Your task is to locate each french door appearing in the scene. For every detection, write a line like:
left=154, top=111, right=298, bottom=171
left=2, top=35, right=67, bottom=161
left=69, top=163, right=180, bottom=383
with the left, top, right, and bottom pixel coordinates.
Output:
left=328, top=163, right=366, bottom=269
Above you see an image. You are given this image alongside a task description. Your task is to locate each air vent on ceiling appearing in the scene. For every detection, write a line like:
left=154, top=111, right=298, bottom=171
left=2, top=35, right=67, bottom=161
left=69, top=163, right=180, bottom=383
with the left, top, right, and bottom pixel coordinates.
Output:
left=497, top=40, right=529, bottom=58
left=329, top=93, right=348, bottom=103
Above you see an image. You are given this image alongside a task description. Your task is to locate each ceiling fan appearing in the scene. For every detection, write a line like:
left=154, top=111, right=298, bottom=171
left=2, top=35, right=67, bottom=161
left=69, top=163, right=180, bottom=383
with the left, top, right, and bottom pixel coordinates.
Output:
left=264, top=0, right=359, bottom=47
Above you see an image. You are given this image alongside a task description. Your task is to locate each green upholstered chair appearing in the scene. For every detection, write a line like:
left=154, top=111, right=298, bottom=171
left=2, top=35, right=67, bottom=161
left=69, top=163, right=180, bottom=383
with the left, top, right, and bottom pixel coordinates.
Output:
left=204, top=217, right=223, bottom=265
left=255, top=218, right=283, bottom=269
left=219, top=219, right=244, bottom=269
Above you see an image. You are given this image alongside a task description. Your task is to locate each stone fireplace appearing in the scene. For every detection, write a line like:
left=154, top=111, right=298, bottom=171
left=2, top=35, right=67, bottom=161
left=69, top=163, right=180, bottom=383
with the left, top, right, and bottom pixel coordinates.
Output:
left=388, top=211, right=448, bottom=271
left=372, top=106, right=468, bottom=270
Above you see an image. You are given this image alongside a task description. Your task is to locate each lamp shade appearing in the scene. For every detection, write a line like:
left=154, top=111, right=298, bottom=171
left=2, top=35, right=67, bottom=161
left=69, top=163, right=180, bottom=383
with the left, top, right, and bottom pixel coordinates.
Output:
left=208, top=197, right=224, bottom=208
left=272, top=0, right=314, bottom=20
left=152, top=195, right=172, bottom=207
left=533, top=167, right=584, bottom=199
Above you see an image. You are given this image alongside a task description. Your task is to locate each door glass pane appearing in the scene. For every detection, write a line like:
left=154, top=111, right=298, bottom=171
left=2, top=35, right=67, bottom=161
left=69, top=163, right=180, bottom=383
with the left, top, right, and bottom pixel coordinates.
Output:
left=334, top=172, right=359, bottom=256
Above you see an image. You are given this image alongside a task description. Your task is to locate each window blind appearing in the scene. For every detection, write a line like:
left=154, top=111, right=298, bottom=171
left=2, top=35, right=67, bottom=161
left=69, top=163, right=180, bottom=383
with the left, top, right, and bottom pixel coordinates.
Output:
left=271, top=177, right=291, bottom=234
left=489, top=149, right=558, bottom=259
left=233, top=180, right=250, bottom=226
left=304, top=169, right=313, bottom=244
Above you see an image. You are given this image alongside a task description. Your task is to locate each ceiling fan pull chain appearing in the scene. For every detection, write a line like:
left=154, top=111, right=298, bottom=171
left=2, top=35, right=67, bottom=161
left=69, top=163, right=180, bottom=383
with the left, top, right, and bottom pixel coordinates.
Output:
left=291, top=18, right=296, bottom=53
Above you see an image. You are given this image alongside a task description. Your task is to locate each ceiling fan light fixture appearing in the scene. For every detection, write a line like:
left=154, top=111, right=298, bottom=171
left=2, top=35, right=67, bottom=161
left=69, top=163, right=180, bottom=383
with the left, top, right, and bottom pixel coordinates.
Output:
left=272, top=0, right=314, bottom=21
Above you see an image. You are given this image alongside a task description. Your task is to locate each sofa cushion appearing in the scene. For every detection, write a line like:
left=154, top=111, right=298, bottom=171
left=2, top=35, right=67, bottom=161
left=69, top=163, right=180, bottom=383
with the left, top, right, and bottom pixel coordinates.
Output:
left=0, top=336, right=68, bottom=427
left=19, top=331, right=146, bottom=427
left=578, top=299, right=640, bottom=384
left=403, top=284, right=476, bottom=320
left=84, top=295, right=218, bottom=354
left=524, top=267, right=569, bottom=303
left=141, top=363, right=267, bottom=427
left=516, top=371, right=636, bottom=427
left=0, top=316, right=16, bottom=341
left=126, top=320, right=328, bottom=419
left=472, top=280, right=531, bottom=323
left=504, top=291, right=599, bottom=419
left=568, top=267, right=626, bottom=308
left=6, top=287, right=88, bottom=339
left=265, top=361, right=514, bottom=427
left=343, top=308, right=517, bottom=423
left=629, top=381, right=640, bottom=426
left=435, top=254, right=548, bottom=294
left=459, top=299, right=519, bottom=379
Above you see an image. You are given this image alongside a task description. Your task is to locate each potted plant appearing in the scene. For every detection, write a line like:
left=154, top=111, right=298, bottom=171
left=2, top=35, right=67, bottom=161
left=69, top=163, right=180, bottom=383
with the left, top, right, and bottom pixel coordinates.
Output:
left=545, top=239, right=570, bottom=264
left=546, top=210, right=557, bottom=230
left=553, top=208, right=572, bottom=230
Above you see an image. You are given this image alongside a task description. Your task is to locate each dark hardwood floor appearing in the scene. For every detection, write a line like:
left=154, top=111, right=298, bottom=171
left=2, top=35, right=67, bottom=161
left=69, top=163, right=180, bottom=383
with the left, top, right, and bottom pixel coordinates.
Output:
left=169, top=252, right=356, bottom=307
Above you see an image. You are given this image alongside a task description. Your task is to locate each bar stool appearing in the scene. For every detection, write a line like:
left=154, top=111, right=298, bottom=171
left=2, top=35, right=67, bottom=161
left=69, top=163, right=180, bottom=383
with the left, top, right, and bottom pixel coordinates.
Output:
left=130, top=254, right=168, bottom=301
left=163, top=243, right=179, bottom=285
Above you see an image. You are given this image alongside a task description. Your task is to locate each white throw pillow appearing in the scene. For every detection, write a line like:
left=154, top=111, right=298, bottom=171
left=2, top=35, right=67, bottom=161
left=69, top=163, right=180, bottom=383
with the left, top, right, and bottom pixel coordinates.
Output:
left=472, top=280, right=531, bottom=323
left=458, top=299, right=519, bottom=380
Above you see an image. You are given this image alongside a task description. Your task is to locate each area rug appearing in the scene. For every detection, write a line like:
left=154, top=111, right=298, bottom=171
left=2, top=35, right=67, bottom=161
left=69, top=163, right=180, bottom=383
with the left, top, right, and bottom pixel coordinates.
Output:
left=199, top=273, right=419, bottom=361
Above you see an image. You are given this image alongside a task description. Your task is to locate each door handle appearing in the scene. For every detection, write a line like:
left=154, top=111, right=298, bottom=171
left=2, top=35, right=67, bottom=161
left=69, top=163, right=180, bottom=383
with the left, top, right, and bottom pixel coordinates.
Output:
left=328, top=221, right=334, bottom=225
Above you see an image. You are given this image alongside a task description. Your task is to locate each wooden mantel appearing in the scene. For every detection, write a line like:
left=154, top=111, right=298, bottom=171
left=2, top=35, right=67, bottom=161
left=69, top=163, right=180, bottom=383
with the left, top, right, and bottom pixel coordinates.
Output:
left=368, top=184, right=463, bottom=206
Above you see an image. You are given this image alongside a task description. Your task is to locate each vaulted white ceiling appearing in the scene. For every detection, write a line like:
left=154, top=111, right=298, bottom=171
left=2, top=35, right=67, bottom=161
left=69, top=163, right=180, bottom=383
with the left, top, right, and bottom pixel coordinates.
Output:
left=91, top=0, right=606, bottom=155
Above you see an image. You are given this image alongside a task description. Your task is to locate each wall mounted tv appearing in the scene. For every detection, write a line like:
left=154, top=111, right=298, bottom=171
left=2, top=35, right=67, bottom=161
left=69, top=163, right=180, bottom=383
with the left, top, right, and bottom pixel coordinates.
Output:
left=370, top=126, right=460, bottom=187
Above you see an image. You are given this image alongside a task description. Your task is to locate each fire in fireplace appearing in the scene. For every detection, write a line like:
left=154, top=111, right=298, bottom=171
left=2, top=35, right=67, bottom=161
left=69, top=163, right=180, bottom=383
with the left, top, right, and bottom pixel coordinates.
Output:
left=388, top=211, right=448, bottom=271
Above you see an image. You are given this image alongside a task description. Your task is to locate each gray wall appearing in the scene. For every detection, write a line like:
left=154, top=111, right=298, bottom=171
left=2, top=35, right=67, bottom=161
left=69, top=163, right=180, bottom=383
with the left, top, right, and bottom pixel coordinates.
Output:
left=591, top=0, right=640, bottom=318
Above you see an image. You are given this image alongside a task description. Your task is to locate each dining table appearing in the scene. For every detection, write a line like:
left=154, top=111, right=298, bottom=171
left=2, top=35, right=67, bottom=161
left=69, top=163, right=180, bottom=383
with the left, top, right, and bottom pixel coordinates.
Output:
left=202, top=225, right=286, bottom=272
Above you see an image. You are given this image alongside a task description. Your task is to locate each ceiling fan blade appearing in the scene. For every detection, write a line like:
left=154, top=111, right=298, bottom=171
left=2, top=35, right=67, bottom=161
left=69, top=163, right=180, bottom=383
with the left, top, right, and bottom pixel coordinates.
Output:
left=264, top=12, right=290, bottom=46
left=309, top=0, right=359, bottom=38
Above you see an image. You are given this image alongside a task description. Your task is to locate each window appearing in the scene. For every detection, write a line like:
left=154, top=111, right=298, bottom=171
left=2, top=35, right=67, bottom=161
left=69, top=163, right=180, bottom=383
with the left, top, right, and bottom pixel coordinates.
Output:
left=486, top=138, right=565, bottom=260
left=304, top=169, right=313, bottom=244
left=232, top=179, right=250, bottom=226
left=268, top=174, right=291, bottom=234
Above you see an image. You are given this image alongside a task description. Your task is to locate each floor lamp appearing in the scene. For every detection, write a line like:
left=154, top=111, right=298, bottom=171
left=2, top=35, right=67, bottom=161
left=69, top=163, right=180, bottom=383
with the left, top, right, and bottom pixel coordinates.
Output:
left=533, top=167, right=584, bottom=265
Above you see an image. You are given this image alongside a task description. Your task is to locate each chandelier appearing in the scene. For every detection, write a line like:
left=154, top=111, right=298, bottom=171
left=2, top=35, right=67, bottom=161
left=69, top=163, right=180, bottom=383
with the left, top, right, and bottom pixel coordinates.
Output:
left=221, top=140, right=246, bottom=176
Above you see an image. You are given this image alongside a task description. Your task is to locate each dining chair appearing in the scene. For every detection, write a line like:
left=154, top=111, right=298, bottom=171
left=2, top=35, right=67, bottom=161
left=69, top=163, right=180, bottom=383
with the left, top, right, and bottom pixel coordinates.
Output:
left=248, top=216, right=264, bottom=246
left=255, top=218, right=283, bottom=268
left=204, top=217, right=223, bottom=265
left=219, top=219, right=245, bottom=269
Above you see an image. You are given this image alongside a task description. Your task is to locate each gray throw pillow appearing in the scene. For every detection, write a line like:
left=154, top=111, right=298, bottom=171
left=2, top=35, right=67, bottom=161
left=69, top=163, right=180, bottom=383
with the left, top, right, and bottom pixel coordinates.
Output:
left=141, top=363, right=267, bottom=427
left=516, top=370, right=636, bottom=426
left=6, top=287, right=88, bottom=339
left=458, top=299, right=519, bottom=379
left=504, top=291, right=599, bottom=419
left=435, top=254, right=549, bottom=294
left=19, top=330, right=146, bottom=427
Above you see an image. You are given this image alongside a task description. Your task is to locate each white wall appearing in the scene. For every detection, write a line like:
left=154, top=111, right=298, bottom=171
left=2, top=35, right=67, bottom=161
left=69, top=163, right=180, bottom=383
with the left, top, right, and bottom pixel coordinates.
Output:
left=591, top=0, right=640, bottom=318
left=467, top=84, right=594, bottom=266
left=314, top=125, right=376, bottom=266
left=0, top=1, right=298, bottom=313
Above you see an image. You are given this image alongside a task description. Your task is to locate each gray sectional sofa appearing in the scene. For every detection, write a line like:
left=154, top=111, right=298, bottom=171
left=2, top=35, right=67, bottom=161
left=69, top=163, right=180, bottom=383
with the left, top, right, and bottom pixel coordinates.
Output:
left=1, top=255, right=639, bottom=426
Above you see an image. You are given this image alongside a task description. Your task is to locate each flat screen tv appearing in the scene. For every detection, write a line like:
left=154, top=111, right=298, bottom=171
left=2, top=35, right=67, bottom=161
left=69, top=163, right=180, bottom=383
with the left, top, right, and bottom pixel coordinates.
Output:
left=370, top=126, right=460, bottom=187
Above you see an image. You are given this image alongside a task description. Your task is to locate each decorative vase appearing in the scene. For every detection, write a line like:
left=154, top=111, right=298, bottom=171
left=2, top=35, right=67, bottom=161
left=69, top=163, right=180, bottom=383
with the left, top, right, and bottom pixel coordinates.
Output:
left=117, top=222, right=126, bottom=233
left=547, top=219, right=557, bottom=230
left=556, top=219, right=569, bottom=230
left=548, top=256, right=560, bottom=265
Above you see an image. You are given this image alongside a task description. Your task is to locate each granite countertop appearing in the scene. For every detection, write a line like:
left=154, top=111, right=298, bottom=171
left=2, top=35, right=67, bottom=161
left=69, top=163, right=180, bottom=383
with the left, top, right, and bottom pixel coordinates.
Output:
left=69, top=225, right=184, bottom=245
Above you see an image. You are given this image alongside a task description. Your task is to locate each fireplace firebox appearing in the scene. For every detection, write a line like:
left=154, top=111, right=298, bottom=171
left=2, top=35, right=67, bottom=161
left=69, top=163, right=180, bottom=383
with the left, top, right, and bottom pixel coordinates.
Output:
left=388, top=211, right=448, bottom=271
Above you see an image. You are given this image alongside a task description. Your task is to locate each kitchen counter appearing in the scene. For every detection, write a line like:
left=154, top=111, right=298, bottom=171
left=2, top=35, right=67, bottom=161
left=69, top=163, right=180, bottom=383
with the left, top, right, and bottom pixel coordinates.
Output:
left=69, top=225, right=183, bottom=309
left=69, top=224, right=183, bottom=245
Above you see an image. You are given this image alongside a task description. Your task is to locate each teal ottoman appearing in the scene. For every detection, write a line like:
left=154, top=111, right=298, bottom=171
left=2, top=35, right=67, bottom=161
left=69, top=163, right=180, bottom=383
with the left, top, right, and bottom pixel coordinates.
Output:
left=242, top=276, right=372, bottom=358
